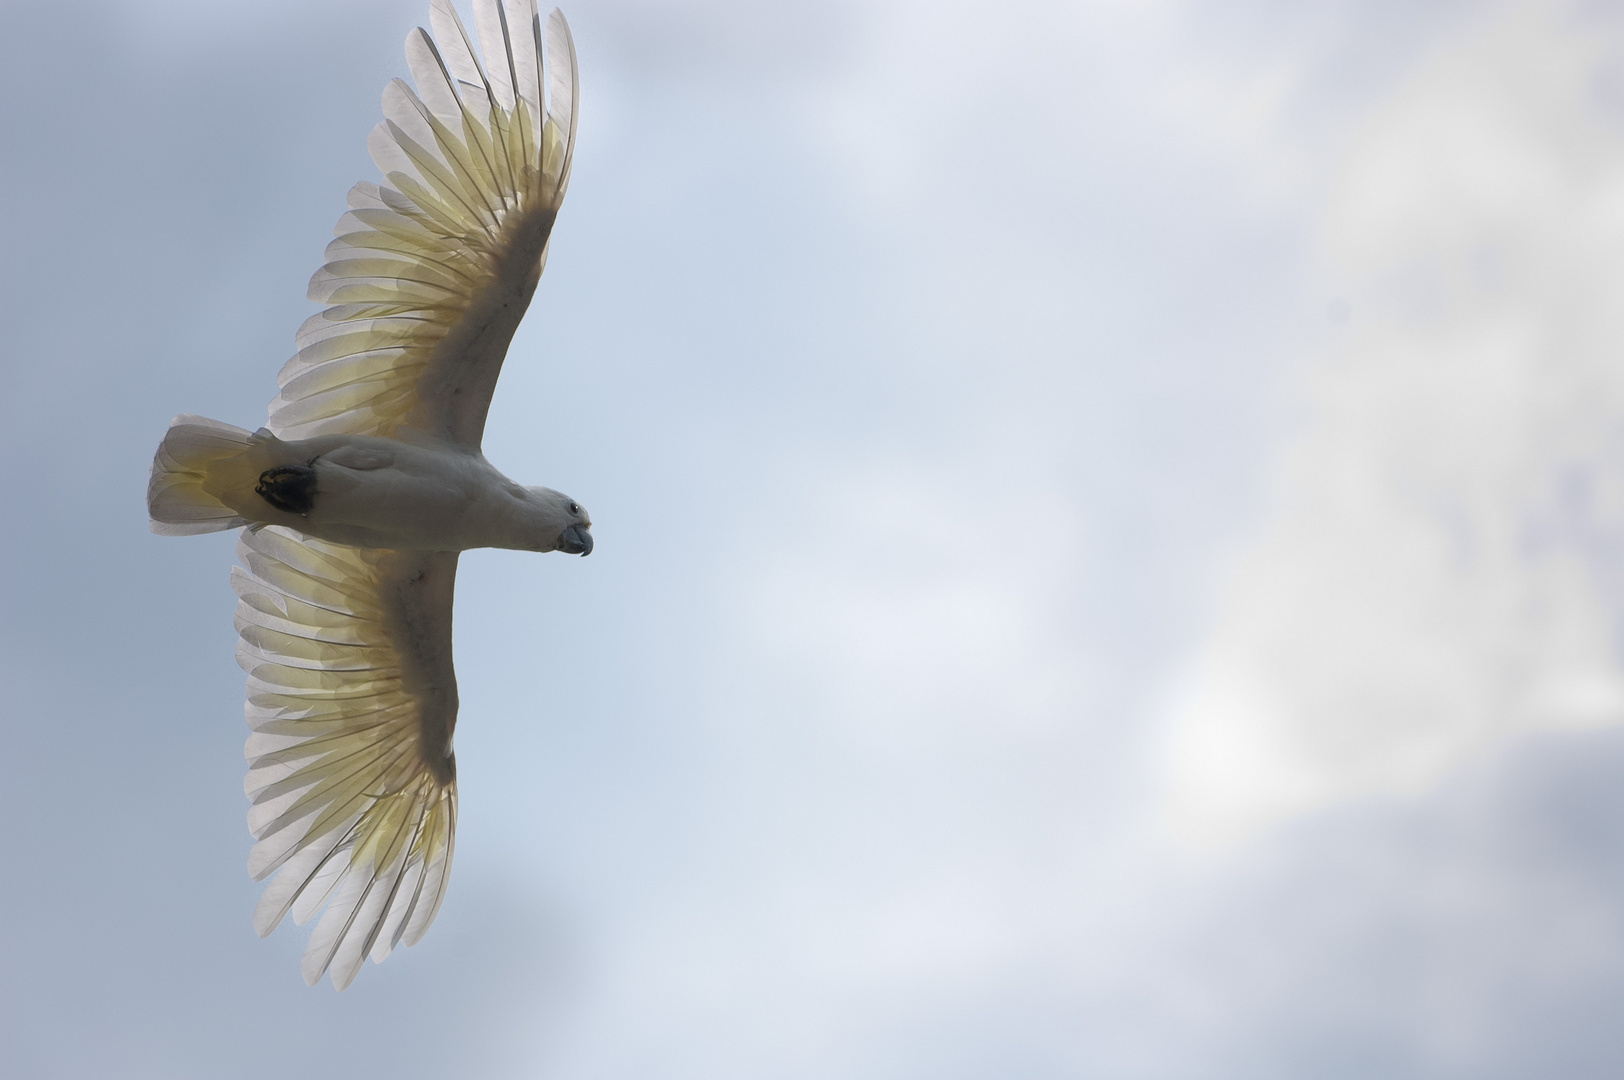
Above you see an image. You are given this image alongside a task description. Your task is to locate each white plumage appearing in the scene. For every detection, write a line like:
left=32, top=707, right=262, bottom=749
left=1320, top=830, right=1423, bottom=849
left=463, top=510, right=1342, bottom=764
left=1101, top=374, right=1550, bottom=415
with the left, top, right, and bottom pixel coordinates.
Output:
left=146, top=0, right=589, bottom=990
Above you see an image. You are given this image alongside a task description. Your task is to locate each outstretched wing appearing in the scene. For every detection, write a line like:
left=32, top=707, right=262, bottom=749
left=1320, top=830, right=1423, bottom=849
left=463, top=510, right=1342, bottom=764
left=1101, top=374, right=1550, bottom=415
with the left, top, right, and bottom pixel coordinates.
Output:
left=233, top=526, right=460, bottom=989
left=269, top=0, right=579, bottom=451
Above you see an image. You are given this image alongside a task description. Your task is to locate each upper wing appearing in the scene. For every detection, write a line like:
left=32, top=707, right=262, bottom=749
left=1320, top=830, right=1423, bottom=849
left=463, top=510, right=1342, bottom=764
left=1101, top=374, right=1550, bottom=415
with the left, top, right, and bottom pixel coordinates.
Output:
left=233, top=526, right=460, bottom=989
left=268, top=0, right=579, bottom=451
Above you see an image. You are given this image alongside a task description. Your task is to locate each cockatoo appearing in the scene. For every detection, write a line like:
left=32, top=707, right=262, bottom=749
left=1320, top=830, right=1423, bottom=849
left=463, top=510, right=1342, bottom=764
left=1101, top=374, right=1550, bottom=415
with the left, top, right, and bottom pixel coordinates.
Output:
left=145, top=0, right=588, bottom=990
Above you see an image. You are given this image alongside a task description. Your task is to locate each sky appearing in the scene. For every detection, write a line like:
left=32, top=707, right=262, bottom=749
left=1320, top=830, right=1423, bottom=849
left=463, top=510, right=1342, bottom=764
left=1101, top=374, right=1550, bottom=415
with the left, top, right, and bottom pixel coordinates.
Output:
left=6, top=0, right=1624, bottom=1076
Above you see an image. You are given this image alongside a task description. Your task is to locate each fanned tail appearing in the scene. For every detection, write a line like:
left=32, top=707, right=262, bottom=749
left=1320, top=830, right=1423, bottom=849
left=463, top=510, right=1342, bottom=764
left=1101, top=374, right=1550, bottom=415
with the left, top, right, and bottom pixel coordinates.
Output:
left=147, top=415, right=289, bottom=535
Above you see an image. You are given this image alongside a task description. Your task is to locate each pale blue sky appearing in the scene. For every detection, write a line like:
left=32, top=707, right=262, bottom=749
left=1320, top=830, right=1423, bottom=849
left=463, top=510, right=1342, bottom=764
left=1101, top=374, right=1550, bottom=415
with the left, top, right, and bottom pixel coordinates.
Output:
left=7, top=0, right=1624, bottom=1076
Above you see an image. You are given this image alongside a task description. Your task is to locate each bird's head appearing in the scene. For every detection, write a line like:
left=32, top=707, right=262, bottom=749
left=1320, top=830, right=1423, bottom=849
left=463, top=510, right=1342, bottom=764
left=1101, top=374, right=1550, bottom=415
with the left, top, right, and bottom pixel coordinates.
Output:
left=524, top=486, right=593, bottom=555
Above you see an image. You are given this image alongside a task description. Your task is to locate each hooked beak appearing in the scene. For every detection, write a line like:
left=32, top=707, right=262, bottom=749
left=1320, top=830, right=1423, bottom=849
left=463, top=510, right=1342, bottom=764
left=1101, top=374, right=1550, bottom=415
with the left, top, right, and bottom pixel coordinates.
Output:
left=558, top=523, right=593, bottom=556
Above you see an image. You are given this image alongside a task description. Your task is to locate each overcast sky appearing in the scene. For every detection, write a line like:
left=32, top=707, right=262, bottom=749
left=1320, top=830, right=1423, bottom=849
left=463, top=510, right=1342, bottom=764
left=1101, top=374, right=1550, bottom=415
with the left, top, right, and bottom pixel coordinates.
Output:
left=7, top=0, right=1624, bottom=1076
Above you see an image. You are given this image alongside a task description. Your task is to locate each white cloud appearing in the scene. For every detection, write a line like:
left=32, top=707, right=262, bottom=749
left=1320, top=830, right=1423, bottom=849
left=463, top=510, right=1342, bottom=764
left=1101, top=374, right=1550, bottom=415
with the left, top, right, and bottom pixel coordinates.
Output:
left=1162, top=1, right=1624, bottom=850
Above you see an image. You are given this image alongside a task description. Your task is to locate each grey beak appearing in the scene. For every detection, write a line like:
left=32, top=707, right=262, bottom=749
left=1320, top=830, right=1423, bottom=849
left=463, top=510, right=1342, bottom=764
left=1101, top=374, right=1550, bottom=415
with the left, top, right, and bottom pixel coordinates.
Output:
left=559, top=523, right=593, bottom=556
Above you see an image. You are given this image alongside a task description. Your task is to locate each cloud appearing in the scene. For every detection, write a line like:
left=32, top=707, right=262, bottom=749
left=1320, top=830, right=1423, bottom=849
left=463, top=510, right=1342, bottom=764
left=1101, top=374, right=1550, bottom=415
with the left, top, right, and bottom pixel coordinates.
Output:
left=1162, top=1, right=1624, bottom=849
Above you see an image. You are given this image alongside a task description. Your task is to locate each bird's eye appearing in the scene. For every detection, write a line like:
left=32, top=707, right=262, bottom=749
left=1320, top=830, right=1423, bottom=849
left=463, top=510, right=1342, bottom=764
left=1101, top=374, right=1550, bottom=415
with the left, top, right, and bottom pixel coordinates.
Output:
left=568, top=502, right=580, bottom=515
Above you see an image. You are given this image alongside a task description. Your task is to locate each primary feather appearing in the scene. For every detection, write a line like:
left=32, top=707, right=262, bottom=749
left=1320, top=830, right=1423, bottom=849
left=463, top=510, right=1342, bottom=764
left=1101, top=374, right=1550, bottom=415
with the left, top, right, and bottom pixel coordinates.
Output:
left=235, top=531, right=459, bottom=990
left=271, top=1, right=577, bottom=450
left=147, top=1, right=583, bottom=990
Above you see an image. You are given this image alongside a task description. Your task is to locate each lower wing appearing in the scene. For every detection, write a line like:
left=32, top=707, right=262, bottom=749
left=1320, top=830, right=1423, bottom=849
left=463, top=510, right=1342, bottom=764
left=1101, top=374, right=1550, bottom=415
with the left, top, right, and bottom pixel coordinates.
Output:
left=232, top=527, right=461, bottom=989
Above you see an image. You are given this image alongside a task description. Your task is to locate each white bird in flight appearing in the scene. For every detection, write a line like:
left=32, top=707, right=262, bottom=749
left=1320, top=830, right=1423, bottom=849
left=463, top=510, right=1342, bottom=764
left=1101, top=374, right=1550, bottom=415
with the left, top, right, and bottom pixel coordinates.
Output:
left=146, top=0, right=587, bottom=990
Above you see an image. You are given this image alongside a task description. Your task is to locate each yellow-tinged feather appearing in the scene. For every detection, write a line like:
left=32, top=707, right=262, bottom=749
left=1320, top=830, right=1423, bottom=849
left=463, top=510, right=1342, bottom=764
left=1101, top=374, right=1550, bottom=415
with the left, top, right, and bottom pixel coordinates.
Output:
left=234, top=523, right=460, bottom=986
left=269, top=5, right=574, bottom=452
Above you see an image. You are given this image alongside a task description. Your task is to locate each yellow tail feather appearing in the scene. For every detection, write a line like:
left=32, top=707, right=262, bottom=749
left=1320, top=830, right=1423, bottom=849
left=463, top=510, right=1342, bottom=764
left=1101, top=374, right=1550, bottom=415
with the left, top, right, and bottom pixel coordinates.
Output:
left=147, top=415, right=289, bottom=535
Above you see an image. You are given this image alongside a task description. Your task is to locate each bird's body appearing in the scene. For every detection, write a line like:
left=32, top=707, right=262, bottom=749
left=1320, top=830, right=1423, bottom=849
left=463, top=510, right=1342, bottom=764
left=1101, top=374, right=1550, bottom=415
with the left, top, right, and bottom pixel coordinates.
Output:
left=162, top=423, right=591, bottom=552
left=146, top=0, right=589, bottom=989
left=289, top=434, right=591, bottom=553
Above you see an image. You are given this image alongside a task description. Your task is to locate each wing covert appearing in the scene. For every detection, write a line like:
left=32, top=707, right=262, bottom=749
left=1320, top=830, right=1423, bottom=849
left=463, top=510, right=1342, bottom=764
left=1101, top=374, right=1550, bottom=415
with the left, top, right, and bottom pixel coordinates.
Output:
left=268, top=1, right=578, bottom=450
left=234, top=527, right=461, bottom=990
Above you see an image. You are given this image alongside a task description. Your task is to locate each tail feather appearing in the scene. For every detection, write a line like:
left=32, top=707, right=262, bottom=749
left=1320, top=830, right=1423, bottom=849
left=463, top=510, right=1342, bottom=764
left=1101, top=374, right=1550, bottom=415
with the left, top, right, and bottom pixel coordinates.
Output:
left=147, top=415, right=286, bottom=535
